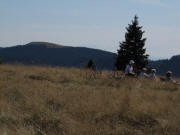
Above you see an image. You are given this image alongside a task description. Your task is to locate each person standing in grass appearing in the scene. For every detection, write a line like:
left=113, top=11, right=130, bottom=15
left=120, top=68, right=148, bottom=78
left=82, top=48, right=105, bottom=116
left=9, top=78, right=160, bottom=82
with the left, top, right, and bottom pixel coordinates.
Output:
left=125, top=60, right=136, bottom=76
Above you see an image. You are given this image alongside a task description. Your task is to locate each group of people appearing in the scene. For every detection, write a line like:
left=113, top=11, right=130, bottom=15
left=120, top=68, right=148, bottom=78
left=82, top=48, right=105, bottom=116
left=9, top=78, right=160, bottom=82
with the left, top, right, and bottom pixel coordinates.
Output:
left=125, top=60, right=179, bottom=84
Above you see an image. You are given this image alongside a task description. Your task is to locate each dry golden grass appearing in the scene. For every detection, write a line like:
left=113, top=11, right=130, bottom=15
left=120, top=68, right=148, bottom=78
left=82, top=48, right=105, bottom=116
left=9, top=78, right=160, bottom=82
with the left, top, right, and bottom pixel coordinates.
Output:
left=0, top=64, right=180, bottom=135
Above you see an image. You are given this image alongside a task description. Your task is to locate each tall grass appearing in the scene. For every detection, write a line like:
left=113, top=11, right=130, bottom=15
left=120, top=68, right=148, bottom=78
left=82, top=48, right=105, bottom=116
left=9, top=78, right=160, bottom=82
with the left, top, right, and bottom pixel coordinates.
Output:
left=0, top=64, right=180, bottom=135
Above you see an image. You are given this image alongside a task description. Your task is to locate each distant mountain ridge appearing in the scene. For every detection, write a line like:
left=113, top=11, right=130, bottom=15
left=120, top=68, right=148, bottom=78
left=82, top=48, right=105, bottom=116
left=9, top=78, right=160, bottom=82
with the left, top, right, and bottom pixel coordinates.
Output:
left=149, top=55, right=180, bottom=77
left=0, top=42, right=117, bottom=69
left=0, top=42, right=180, bottom=76
left=25, top=42, right=66, bottom=48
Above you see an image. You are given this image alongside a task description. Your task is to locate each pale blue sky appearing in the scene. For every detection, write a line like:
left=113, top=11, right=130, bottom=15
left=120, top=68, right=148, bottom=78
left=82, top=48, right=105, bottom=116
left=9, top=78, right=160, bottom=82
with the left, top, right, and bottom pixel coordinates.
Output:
left=0, top=0, right=180, bottom=59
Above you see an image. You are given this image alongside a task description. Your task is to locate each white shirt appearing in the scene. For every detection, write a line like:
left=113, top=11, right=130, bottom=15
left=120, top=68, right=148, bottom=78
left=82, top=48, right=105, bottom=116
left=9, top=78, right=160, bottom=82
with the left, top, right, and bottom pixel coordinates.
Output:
left=139, top=72, right=145, bottom=77
left=139, top=72, right=149, bottom=78
left=125, top=64, right=133, bottom=75
left=150, top=73, right=156, bottom=79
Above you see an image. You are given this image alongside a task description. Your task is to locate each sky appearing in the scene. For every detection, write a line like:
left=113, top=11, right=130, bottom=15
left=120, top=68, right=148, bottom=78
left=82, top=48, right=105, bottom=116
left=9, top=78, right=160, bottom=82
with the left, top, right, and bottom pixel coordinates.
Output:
left=0, top=0, right=180, bottom=59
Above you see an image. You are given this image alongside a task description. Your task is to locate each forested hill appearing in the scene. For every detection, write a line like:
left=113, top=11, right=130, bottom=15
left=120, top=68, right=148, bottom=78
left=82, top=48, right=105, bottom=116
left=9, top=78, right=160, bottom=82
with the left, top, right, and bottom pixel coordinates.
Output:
left=0, top=42, right=180, bottom=76
left=149, top=55, right=180, bottom=77
left=0, top=42, right=117, bottom=69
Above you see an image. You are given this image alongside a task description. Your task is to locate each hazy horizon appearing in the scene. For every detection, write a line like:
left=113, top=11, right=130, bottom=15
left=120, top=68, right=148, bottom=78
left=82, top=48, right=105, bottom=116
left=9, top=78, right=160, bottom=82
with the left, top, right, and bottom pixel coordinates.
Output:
left=0, top=0, right=180, bottom=59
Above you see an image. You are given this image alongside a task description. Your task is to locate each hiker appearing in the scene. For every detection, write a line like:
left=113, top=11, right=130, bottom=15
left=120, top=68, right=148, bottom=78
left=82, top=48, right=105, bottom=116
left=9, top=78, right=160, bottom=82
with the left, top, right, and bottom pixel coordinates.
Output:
left=165, top=71, right=180, bottom=84
left=150, top=69, right=157, bottom=80
left=139, top=68, right=149, bottom=78
left=159, top=71, right=180, bottom=84
left=165, top=71, right=174, bottom=82
left=125, top=60, right=136, bottom=76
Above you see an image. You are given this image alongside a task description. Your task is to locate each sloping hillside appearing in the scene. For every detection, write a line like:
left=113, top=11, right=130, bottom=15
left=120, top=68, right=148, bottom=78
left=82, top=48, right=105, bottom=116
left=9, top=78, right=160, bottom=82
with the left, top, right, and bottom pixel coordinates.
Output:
left=149, top=55, right=180, bottom=77
left=0, top=42, right=116, bottom=69
left=0, top=64, right=180, bottom=135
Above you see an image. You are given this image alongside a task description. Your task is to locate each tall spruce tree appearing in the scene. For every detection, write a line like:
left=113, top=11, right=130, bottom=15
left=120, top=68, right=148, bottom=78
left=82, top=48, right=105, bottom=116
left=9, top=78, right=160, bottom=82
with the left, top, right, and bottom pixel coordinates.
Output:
left=115, top=15, right=149, bottom=70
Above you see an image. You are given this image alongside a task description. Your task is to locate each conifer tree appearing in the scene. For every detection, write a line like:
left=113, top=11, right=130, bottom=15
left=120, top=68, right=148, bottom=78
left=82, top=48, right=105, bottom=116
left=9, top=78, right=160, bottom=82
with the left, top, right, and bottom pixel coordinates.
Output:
left=0, top=58, right=2, bottom=64
left=86, top=59, right=96, bottom=70
left=115, top=15, right=149, bottom=70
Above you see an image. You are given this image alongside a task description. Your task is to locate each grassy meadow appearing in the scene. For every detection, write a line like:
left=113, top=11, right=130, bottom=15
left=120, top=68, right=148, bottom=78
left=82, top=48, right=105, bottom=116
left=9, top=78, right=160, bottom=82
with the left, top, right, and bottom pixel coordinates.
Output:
left=0, top=64, right=180, bottom=135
